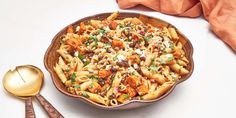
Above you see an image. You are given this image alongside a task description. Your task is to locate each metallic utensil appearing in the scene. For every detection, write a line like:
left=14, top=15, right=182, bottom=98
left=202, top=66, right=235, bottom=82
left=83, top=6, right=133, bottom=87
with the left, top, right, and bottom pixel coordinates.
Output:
left=3, top=65, right=63, bottom=118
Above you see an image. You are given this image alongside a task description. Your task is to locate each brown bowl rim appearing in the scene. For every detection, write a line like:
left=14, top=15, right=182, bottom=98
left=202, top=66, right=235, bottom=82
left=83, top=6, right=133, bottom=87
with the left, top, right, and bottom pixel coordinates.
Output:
left=44, top=12, right=194, bottom=110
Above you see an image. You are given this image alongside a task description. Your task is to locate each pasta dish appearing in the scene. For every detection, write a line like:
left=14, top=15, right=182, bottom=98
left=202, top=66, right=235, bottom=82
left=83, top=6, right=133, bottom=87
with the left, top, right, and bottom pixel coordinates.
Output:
left=54, top=12, right=190, bottom=106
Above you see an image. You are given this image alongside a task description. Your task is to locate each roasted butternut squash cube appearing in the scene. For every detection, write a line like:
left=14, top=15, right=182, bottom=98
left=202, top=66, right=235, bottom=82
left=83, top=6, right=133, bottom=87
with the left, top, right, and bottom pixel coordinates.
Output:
left=117, top=94, right=129, bottom=103
left=98, top=70, right=112, bottom=78
left=136, top=85, right=149, bottom=96
left=126, top=75, right=140, bottom=88
left=88, top=82, right=102, bottom=93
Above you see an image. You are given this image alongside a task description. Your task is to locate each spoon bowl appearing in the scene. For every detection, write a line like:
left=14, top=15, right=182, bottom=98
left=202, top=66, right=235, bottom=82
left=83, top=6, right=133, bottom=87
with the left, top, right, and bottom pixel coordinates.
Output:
left=3, top=65, right=63, bottom=118
left=3, top=65, right=43, bottom=97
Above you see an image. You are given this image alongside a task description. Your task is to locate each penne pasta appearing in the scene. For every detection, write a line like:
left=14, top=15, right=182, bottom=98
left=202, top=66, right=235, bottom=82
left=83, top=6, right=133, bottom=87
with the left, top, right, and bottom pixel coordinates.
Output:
left=57, top=50, right=73, bottom=62
left=78, top=91, right=107, bottom=105
left=110, top=99, right=118, bottom=106
left=141, top=67, right=167, bottom=84
left=142, top=82, right=174, bottom=100
left=168, top=27, right=179, bottom=40
left=80, top=80, right=92, bottom=91
left=54, top=63, right=67, bottom=83
left=53, top=12, right=190, bottom=106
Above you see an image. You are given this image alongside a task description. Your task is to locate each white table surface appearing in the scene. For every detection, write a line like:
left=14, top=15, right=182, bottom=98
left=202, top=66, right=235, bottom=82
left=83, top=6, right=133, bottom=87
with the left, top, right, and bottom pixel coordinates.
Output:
left=1, top=0, right=236, bottom=118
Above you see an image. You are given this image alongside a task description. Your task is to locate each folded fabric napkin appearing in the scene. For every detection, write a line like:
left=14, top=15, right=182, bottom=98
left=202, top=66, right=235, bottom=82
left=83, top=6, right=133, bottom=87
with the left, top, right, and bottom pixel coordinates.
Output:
left=117, top=0, right=236, bottom=52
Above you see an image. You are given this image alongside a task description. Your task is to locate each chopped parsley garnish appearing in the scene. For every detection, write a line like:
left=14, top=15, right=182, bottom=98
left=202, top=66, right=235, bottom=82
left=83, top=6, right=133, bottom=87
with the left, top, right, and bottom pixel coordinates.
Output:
left=82, top=92, right=90, bottom=98
left=99, top=29, right=106, bottom=34
left=105, top=43, right=111, bottom=46
left=160, top=59, right=166, bottom=64
left=77, top=52, right=85, bottom=60
left=90, top=75, right=99, bottom=80
left=89, top=83, right=94, bottom=88
left=113, top=55, right=118, bottom=61
left=169, top=45, right=174, bottom=50
left=127, top=39, right=132, bottom=42
left=70, top=73, right=76, bottom=83
left=74, top=85, right=81, bottom=89
left=123, top=94, right=129, bottom=99
left=119, top=25, right=125, bottom=28
left=131, top=71, right=135, bottom=75
left=85, top=42, right=90, bottom=46
left=143, top=36, right=152, bottom=42
left=168, top=56, right=174, bottom=61
left=83, top=61, right=90, bottom=67
left=90, top=35, right=98, bottom=47
left=163, top=50, right=168, bottom=54
left=150, top=58, right=155, bottom=65
left=90, top=35, right=98, bottom=42
left=150, top=65, right=159, bottom=72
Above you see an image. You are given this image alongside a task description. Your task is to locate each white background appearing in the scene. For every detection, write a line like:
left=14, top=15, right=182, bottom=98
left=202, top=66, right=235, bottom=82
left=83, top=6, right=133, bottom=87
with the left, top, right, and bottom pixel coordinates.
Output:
left=1, top=0, right=236, bottom=118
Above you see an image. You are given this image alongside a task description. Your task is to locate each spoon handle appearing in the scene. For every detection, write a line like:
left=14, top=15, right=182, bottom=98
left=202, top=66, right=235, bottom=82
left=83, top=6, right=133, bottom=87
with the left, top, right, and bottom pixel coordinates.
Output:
left=25, top=97, right=36, bottom=118
left=35, top=94, right=64, bottom=118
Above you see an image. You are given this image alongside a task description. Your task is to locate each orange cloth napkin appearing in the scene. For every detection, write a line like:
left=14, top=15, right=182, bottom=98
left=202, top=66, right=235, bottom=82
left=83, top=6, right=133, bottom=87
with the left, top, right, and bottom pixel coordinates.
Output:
left=117, top=0, right=236, bottom=52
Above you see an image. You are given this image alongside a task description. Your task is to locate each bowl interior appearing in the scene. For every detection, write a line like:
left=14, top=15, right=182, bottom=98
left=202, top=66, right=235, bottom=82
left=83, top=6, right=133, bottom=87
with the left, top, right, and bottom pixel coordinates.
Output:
left=44, top=12, right=194, bottom=109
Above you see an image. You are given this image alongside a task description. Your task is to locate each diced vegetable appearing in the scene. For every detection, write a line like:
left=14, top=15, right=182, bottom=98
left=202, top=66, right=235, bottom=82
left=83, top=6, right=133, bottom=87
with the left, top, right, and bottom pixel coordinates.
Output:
left=112, top=39, right=124, bottom=48
left=66, top=38, right=80, bottom=48
left=136, top=85, right=149, bottom=96
left=78, top=22, right=85, bottom=34
left=98, top=70, right=112, bottom=78
left=117, top=94, right=129, bottom=103
left=67, top=25, right=74, bottom=33
left=128, top=55, right=140, bottom=64
left=126, top=86, right=137, bottom=97
left=126, top=75, right=140, bottom=88
left=109, top=21, right=118, bottom=30
left=88, top=82, right=102, bottom=93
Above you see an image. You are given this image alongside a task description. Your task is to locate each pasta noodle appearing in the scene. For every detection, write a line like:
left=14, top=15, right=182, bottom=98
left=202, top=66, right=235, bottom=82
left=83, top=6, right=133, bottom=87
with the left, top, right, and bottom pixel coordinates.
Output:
left=53, top=12, right=190, bottom=106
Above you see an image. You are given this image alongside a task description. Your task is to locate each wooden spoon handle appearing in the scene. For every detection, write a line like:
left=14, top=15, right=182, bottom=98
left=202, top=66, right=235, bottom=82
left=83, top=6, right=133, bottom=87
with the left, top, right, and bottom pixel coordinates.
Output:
left=25, top=97, right=36, bottom=118
left=35, top=94, right=64, bottom=118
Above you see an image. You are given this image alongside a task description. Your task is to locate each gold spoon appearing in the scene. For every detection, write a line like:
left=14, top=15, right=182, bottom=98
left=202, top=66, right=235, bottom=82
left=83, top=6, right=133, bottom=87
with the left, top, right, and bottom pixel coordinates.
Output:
left=3, top=65, right=63, bottom=118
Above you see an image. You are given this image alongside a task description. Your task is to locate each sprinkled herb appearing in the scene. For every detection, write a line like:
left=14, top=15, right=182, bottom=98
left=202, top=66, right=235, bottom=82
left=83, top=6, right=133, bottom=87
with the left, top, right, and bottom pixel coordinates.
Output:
left=89, top=83, right=94, bottom=88
left=168, top=56, right=174, bottom=61
left=83, top=61, right=90, bottom=67
left=113, top=55, right=118, bottom=61
left=131, top=71, right=135, bottom=75
left=123, top=94, right=129, bottom=99
left=99, top=29, right=106, bottom=34
left=160, top=59, right=166, bottom=64
left=163, top=50, right=168, bottom=53
left=70, top=73, right=76, bottom=83
left=169, top=45, right=174, bottom=50
left=90, top=35, right=98, bottom=47
left=105, top=43, right=111, bottom=46
left=151, top=58, right=155, bottom=65
left=74, top=85, right=81, bottom=89
left=78, top=52, right=85, bottom=60
left=150, top=65, right=159, bottom=72
left=143, top=36, right=151, bottom=42
left=119, top=25, right=124, bottom=28
left=90, top=75, right=99, bottom=80
left=82, top=92, right=90, bottom=98
left=85, top=42, right=90, bottom=46
left=90, top=35, right=98, bottom=42
left=127, top=39, right=132, bottom=42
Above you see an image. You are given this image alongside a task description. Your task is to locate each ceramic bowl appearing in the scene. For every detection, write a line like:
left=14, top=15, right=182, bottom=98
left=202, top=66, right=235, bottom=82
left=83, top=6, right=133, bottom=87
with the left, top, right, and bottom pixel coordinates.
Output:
left=44, top=12, right=194, bottom=110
